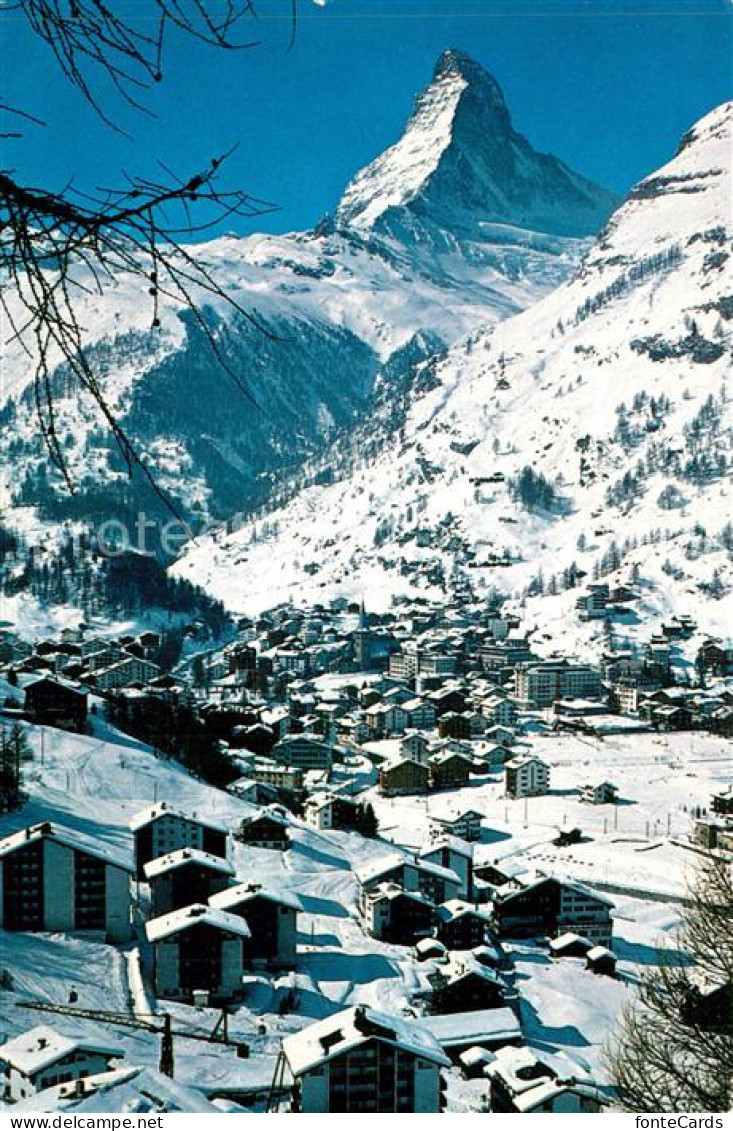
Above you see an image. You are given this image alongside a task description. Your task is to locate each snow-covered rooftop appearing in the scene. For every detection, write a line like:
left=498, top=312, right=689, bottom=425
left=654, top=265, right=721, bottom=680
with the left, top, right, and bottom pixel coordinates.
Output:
left=209, top=882, right=302, bottom=913
left=143, top=848, right=235, bottom=880
left=0, top=1026, right=124, bottom=1077
left=281, top=1005, right=449, bottom=1075
left=144, top=904, right=252, bottom=943
left=422, top=1007, right=521, bottom=1049
left=0, top=821, right=133, bottom=873
left=129, top=803, right=228, bottom=834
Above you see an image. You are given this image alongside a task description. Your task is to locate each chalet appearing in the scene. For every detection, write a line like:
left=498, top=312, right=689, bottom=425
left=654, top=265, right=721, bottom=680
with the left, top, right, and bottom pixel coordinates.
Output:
left=481, top=696, right=518, bottom=728
left=420, top=838, right=473, bottom=900
left=356, top=853, right=462, bottom=908
left=485, top=725, right=517, bottom=747
left=437, top=712, right=472, bottom=741
left=493, top=877, right=613, bottom=944
left=238, top=723, right=276, bottom=755
left=402, top=698, right=437, bottom=730
left=473, top=859, right=528, bottom=891
left=209, top=882, right=300, bottom=968
left=429, top=750, right=472, bottom=791
left=428, top=688, right=467, bottom=717
left=281, top=1004, right=449, bottom=1113
left=575, top=584, right=609, bottom=621
left=401, top=732, right=431, bottom=764
left=691, top=816, right=731, bottom=850
left=647, top=704, right=694, bottom=732
left=504, top=755, right=550, bottom=799
left=436, top=901, right=492, bottom=950
left=24, top=676, right=87, bottom=730
left=363, top=882, right=436, bottom=945
left=697, top=641, right=733, bottom=677
left=260, top=705, right=293, bottom=740
left=710, top=707, right=733, bottom=738
left=427, top=960, right=507, bottom=1015
left=486, top=1045, right=608, bottom=1113
left=379, top=757, right=429, bottom=797
left=429, top=809, right=482, bottom=843
left=580, top=782, right=618, bottom=805
left=467, top=712, right=490, bottom=738
left=586, top=946, right=617, bottom=977
left=338, top=716, right=371, bottom=745
left=145, top=904, right=251, bottom=1002
left=712, top=786, right=733, bottom=816
left=235, top=807, right=290, bottom=850
left=421, top=1008, right=522, bottom=1055
left=548, top=932, right=593, bottom=959
left=144, top=849, right=235, bottom=917
left=680, top=979, right=732, bottom=1032
left=0, top=1026, right=124, bottom=1102
left=484, top=743, right=515, bottom=768
left=365, top=704, right=389, bottom=737
left=129, top=803, right=228, bottom=881
left=0, top=821, right=131, bottom=942
left=415, top=939, right=448, bottom=963
left=471, top=940, right=507, bottom=970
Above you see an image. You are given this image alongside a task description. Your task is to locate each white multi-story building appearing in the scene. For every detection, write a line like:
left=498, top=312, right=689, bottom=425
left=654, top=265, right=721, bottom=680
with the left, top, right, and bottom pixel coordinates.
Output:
left=93, top=656, right=161, bottom=690
left=0, top=1026, right=124, bottom=1102
left=486, top=1045, right=608, bottom=1113
left=0, top=822, right=132, bottom=942
left=429, top=809, right=483, bottom=843
left=515, top=662, right=601, bottom=708
left=420, top=837, right=473, bottom=900
left=129, top=803, right=229, bottom=880
left=209, top=882, right=300, bottom=968
left=281, top=1005, right=449, bottom=1113
left=504, top=755, right=550, bottom=799
left=145, top=904, right=252, bottom=1001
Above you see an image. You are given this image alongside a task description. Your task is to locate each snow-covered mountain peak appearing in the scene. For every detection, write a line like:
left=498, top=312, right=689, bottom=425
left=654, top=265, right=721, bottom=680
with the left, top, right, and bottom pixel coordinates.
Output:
left=582, top=98, right=731, bottom=279
left=174, top=101, right=733, bottom=635
left=432, top=47, right=510, bottom=125
left=676, top=99, right=732, bottom=158
left=335, top=50, right=620, bottom=242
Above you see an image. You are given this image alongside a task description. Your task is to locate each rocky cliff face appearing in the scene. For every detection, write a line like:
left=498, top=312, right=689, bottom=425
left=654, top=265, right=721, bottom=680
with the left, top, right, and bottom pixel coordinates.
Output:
left=335, top=49, right=620, bottom=242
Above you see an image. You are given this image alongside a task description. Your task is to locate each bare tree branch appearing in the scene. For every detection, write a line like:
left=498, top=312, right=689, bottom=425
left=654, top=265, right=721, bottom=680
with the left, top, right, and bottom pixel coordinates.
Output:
left=0, top=2, right=301, bottom=507
left=607, top=851, right=733, bottom=1112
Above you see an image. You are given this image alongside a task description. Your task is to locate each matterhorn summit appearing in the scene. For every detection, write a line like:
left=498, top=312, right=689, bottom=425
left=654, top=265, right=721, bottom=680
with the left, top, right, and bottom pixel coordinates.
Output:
left=335, top=48, right=620, bottom=243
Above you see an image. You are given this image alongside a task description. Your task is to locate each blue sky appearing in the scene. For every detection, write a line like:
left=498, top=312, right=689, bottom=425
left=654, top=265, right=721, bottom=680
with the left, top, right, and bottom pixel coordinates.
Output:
left=2, top=0, right=731, bottom=236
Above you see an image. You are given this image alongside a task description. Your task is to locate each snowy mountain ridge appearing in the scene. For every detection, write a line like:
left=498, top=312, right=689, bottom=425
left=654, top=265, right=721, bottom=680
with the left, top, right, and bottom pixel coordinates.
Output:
left=0, top=53, right=607, bottom=525
left=173, top=101, right=733, bottom=653
left=335, top=48, right=620, bottom=243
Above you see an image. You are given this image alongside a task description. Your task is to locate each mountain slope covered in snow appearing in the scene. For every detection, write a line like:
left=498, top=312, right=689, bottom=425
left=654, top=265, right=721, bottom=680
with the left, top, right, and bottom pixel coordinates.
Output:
left=174, top=102, right=733, bottom=648
left=0, top=53, right=611, bottom=526
left=335, top=48, right=620, bottom=242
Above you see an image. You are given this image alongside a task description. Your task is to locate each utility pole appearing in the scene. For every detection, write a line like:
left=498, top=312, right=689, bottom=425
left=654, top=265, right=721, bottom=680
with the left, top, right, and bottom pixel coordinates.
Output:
left=159, top=1013, right=174, bottom=1078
